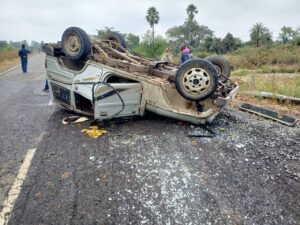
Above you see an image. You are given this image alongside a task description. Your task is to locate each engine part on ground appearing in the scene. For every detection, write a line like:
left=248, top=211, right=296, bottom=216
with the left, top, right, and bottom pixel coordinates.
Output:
left=187, top=125, right=216, bottom=137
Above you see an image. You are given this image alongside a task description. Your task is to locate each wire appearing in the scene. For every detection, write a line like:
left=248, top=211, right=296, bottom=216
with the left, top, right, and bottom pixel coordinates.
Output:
left=103, top=83, right=125, bottom=118
left=75, top=81, right=125, bottom=119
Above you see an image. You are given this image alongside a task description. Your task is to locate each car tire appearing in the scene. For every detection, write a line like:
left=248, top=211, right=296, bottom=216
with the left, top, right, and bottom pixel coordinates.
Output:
left=205, top=55, right=231, bottom=82
left=105, top=32, right=127, bottom=50
left=62, top=27, right=91, bottom=61
left=175, top=58, right=219, bottom=101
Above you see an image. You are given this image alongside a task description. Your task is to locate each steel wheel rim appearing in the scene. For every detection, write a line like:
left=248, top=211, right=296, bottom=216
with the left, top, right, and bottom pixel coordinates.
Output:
left=65, top=34, right=81, bottom=56
left=182, top=68, right=211, bottom=95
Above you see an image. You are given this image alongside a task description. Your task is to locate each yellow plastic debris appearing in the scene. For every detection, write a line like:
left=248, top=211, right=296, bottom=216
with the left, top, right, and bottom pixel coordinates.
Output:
left=81, top=126, right=108, bottom=138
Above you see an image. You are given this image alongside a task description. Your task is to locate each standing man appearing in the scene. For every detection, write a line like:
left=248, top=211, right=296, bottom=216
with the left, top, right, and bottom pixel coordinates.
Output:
left=180, top=44, right=191, bottom=64
left=18, top=44, right=31, bottom=73
left=161, top=48, right=173, bottom=63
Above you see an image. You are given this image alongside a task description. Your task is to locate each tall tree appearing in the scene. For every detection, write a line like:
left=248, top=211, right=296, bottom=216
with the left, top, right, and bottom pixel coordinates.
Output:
left=250, top=23, right=272, bottom=47
left=221, top=33, right=237, bottom=53
left=186, top=4, right=198, bottom=20
left=278, top=26, right=295, bottom=44
left=166, top=4, right=212, bottom=52
left=166, top=22, right=213, bottom=51
left=146, top=7, right=160, bottom=48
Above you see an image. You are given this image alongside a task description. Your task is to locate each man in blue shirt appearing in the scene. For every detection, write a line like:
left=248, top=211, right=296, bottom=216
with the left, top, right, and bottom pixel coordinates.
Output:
left=18, top=44, right=31, bottom=73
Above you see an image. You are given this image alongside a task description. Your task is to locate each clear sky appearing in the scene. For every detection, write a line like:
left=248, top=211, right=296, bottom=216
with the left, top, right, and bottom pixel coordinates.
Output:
left=0, top=0, right=299, bottom=42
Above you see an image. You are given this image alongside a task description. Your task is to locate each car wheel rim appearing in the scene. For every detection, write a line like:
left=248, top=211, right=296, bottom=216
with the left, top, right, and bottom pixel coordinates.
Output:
left=182, top=68, right=211, bottom=95
left=65, top=34, right=81, bottom=56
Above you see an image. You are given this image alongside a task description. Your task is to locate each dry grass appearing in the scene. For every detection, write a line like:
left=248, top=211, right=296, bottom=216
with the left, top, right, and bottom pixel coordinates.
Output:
left=226, top=45, right=300, bottom=70
left=232, top=73, right=300, bottom=118
left=0, top=48, right=20, bottom=73
left=0, top=48, right=18, bottom=62
left=233, top=73, right=300, bottom=98
left=0, top=58, right=20, bottom=73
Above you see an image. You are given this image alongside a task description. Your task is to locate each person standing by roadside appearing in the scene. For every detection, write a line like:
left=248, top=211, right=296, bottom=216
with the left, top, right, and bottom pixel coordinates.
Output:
left=180, top=44, right=191, bottom=64
left=18, top=44, right=30, bottom=73
left=161, top=47, right=173, bottom=63
left=43, top=80, right=49, bottom=92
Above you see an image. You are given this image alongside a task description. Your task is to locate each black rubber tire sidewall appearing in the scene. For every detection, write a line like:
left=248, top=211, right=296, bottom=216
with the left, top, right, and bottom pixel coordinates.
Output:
left=175, top=58, right=219, bottom=101
left=105, top=32, right=127, bottom=49
left=205, top=55, right=231, bottom=82
left=62, top=27, right=91, bottom=61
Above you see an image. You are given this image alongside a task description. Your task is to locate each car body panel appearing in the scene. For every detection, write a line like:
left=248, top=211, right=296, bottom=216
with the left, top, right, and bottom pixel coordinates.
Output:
left=46, top=55, right=238, bottom=124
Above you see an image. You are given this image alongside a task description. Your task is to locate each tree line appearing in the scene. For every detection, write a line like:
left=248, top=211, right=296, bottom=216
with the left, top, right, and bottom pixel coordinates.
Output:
left=97, top=4, right=300, bottom=58
left=0, top=40, right=43, bottom=52
left=1, top=3, right=299, bottom=58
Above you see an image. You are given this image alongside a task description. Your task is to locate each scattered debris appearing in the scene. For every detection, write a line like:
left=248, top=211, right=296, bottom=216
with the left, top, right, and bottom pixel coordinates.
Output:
left=62, top=116, right=89, bottom=125
left=187, top=125, right=216, bottom=138
left=239, top=103, right=299, bottom=127
left=61, top=171, right=71, bottom=179
left=218, top=127, right=226, bottom=132
left=81, top=126, right=108, bottom=138
left=190, top=139, right=198, bottom=146
left=236, top=143, right=246, bottom=149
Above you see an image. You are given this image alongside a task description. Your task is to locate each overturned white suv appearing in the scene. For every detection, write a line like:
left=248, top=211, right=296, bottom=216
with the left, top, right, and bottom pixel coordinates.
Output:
left=43, top=27, right=238, bottom=124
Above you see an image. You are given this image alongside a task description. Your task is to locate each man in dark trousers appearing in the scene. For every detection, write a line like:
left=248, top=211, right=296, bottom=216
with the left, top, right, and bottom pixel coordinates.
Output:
left=18, top=44, right=30, bottom=73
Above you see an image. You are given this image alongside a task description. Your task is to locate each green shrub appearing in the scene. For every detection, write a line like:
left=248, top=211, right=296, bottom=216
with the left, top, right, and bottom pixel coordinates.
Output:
left=132, top=31, right=168, bottom=59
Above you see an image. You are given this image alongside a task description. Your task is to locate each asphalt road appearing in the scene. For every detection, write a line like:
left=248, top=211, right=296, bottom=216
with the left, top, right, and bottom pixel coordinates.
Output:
left=1, top=54, right=299, bottom=225
left=0, top=54, right=55, bottom=210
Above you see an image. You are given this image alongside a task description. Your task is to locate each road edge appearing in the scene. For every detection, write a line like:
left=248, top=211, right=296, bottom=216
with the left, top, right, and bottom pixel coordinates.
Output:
left=0, top=53, right=42, bottom=77
left=0, top=64, right=21, bottom=77
left=0, top=148, right=37, bottom=225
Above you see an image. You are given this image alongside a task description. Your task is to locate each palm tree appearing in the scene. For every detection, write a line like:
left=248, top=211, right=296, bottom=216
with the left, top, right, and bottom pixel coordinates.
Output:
left=186, top=4, right=198, bottom=20
left=250, top=23, right=272, bottom=47
left=146, top=7, right=160, bottom=47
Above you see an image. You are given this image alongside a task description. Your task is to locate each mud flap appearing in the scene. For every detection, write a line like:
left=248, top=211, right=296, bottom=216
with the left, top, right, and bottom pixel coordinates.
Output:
left=238, top=103, right=299, bottom=127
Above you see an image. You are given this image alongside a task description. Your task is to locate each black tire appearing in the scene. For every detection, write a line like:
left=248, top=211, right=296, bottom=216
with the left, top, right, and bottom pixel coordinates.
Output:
left=105, top=32, right=127, bottom=50
left=205, top=55, right=231, bottom=82
left=175, top=58, right=219, bottom=101
left=61, top=27, right=91, bottom=61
